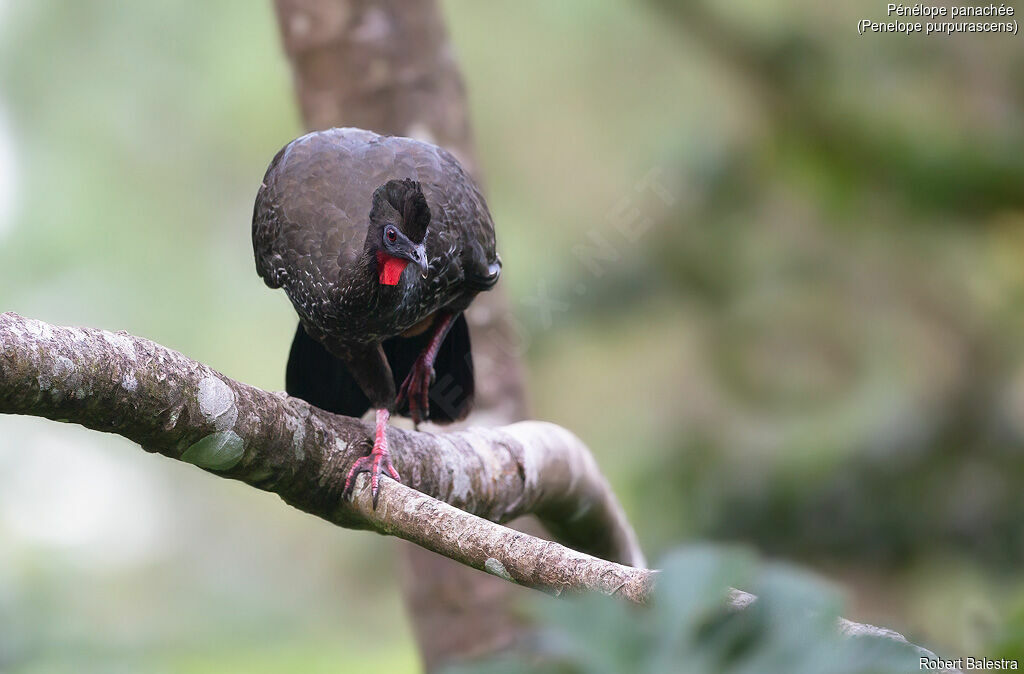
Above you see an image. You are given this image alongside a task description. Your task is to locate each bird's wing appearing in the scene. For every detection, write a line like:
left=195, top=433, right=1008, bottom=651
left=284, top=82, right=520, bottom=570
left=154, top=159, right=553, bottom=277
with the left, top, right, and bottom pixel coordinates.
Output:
left=253, top=129, right=378, bottom=295
left=422, top=147, right=500, bottom=289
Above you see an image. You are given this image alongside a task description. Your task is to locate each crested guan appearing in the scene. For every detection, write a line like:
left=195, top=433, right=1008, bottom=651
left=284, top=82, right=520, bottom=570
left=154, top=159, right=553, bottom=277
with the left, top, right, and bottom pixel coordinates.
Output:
left=252, top=127, right=501, bottom=505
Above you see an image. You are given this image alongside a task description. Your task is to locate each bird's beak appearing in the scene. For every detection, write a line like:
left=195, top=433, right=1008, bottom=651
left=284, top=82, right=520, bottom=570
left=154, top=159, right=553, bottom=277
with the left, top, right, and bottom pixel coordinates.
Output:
left=414, top=244, right=429, bottom=277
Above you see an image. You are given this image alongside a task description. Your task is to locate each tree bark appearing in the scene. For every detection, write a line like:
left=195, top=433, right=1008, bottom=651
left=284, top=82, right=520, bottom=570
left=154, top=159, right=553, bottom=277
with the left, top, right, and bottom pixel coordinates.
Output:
left=271, top=0, right=540, bottom=667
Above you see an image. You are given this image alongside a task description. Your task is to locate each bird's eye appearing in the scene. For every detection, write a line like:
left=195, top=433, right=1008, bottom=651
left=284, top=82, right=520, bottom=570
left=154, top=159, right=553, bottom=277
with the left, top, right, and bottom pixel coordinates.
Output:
left=385, top=226, right=398, bottom=244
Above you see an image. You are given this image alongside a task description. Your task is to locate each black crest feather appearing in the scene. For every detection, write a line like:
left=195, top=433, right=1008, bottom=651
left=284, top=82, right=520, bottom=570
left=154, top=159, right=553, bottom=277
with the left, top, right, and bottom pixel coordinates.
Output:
left=371, top=179, right=430, bottom=242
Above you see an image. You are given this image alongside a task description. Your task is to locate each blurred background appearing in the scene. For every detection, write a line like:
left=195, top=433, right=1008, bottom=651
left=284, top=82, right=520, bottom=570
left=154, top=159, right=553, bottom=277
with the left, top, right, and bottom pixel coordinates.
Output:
left=1, top=0, right=1024, bottom=671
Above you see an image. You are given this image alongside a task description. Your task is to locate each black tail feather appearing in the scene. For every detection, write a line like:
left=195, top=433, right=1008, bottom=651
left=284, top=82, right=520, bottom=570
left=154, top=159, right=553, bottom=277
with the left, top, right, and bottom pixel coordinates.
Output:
left=286, top=323, right=370, bottom=417
left=285, top=315, right=475, bottom=423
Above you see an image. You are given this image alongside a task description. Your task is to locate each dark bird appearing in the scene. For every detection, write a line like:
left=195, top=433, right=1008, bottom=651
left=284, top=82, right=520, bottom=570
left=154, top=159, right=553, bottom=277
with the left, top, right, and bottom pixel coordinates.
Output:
left=252, top=127, right=501, bottom=505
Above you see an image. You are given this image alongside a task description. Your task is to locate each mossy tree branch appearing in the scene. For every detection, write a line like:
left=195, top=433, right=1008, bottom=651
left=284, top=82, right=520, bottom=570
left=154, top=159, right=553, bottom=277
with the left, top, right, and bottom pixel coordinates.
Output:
left=0, top=311, right=642, bottom=577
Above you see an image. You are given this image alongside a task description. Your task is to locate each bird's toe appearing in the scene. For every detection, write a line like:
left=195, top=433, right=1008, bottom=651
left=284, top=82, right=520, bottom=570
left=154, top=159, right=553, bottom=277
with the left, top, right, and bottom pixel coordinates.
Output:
left=344, top=445, right=401, bottom=508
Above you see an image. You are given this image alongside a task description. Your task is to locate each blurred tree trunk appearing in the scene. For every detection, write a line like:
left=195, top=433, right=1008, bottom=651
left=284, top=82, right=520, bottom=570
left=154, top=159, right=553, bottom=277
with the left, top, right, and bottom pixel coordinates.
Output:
left=272, top=0, right=538, bottom=668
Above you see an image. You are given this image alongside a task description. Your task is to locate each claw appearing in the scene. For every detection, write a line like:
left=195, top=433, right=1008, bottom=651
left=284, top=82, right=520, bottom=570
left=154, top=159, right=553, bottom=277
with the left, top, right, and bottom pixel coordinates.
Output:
left=398, top=358, right=435, bottom=425
left=396, top=313, right=455, bottom=425
left=342, top=408, right=400, bottom=508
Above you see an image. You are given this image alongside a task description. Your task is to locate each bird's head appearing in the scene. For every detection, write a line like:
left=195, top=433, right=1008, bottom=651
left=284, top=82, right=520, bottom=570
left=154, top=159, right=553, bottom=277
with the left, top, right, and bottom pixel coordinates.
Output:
left=366, top=179, right=430, bottom=286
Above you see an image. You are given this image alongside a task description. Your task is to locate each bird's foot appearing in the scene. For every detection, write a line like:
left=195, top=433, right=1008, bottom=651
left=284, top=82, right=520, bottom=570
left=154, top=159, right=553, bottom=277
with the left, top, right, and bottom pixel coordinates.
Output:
left=396, top=356, right=435, bottom=425
left=342, top=409, right=400, bottom=508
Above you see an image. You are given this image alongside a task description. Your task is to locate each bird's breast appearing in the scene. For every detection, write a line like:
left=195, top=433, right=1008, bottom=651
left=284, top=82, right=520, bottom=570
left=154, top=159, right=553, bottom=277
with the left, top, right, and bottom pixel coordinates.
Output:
left=400, top=313, right=437, bottom=337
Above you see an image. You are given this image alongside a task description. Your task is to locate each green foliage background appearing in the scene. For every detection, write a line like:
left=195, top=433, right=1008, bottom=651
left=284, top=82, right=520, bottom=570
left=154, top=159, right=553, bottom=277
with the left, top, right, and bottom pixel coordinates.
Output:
left=1, top=1, right=1023, bottom=671
left=450, top=546, right=924, bottom=674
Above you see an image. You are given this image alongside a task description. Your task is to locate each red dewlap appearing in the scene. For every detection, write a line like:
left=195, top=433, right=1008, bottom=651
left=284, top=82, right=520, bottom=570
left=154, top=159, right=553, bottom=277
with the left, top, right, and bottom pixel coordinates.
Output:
left=376, top=251, right=410, bottom=286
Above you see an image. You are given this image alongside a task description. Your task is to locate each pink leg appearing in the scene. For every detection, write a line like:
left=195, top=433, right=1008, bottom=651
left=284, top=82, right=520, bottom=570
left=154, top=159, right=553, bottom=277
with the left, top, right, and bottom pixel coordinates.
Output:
left=396, top=313, right=455, bottom=424
left=342, top=408, right=401, bottom=507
